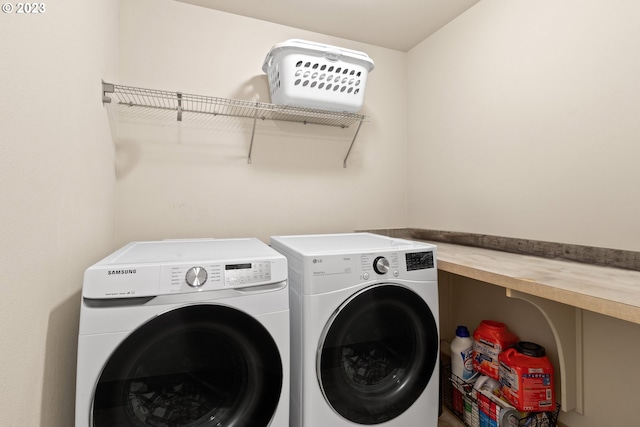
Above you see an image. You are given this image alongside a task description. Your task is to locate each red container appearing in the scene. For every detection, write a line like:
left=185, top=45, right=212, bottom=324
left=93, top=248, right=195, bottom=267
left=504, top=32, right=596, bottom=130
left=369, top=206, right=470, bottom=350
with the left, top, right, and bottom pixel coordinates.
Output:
left=499, top=342, right=556, bottom=412
left=472, top=320, right=519, bottom=380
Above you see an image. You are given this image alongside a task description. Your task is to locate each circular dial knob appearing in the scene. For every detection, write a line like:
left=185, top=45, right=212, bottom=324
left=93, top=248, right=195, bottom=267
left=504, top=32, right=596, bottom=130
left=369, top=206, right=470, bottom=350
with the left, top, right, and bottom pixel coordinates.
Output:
left=185, top=266, right=207, bottom=287
left=373, top=256, right=390, bottom=274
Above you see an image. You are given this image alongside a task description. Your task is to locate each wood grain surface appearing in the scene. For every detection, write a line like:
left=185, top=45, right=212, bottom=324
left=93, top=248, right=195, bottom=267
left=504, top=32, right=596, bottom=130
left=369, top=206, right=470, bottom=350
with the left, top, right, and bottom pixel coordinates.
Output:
left=408, top=229, right=640, bottom=272
left=363, top=229, right=640, bottom=325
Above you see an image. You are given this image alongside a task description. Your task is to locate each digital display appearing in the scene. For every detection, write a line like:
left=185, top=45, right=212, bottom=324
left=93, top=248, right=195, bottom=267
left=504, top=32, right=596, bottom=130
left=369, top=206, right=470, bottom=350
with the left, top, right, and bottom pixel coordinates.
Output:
left=405, top=252, right=434, bottom=271
left=225, top=263, right=252, bottom=270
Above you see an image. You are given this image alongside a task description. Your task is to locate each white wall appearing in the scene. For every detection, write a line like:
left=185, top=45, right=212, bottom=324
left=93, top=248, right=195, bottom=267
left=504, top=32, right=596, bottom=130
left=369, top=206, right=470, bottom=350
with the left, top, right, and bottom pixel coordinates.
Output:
left=412, top=1, right=640, bottom=425
left=0, top=1, right=118, bottom=426
left=115, top=0, right=408, bottom=245
left=408, top=0, right=640, bottom=252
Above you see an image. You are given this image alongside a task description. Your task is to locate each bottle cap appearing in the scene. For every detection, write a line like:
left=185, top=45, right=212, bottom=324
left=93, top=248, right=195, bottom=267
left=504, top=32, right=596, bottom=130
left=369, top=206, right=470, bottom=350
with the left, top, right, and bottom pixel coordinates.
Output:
left=455, top=325, right=470, bottom=337
left=514, top=341, right=546, bottom=357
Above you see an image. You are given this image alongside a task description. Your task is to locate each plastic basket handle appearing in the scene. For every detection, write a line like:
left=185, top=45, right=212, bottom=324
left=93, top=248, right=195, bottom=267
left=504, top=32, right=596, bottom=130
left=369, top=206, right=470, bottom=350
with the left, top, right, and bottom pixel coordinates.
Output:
left=324, top=50, right=342, bottom=62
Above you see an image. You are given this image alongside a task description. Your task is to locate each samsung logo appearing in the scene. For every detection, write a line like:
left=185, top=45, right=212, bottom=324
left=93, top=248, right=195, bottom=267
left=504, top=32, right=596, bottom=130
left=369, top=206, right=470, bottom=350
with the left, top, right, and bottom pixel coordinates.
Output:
left=107, top=269, right=137, bottom=275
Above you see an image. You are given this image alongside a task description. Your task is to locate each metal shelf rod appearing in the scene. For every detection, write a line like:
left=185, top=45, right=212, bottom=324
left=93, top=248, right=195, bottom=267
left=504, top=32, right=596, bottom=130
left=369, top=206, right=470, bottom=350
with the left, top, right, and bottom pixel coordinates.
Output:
left=102, top=82, right=367, bottom=166
left=248, top=103, right=259, bottom=165
left=343, top=120, right=364, bottom=168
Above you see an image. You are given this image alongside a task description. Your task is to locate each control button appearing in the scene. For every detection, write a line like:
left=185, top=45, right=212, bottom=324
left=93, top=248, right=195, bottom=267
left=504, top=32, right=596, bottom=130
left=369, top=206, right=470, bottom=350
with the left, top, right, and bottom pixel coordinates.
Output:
left=363, top=272, right=370, bottom=280
left=185, top=267, right=207, bottom=287
left=373, top=256, right=390, bottom=274
left=393, top=270, right=399, bottom=277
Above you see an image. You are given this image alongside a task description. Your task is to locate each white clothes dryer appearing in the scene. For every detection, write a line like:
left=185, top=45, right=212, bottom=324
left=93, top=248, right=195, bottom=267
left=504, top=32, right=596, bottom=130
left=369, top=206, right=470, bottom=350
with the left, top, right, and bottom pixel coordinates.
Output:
left=270, top=233, right=439, bottom=427
left=75, top=238, right=289, bottom=427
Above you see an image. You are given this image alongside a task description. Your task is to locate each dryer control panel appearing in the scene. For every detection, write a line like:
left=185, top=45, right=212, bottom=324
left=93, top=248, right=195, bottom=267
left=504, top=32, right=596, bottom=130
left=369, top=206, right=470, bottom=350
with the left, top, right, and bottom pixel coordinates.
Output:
left=360, top=251, right=435, bottom=278
left=270, top=232, right=437, bottom=295
left=405, top=251, right=435, bottom=271
left=361, top=253, right=399, bottom=275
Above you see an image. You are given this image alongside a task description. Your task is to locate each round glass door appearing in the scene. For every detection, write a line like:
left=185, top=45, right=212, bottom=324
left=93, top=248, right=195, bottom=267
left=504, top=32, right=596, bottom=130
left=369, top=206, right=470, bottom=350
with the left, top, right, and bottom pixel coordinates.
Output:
left=92, top=304, right=283, bottom=427
left=318, top=284, right=439, bottom=425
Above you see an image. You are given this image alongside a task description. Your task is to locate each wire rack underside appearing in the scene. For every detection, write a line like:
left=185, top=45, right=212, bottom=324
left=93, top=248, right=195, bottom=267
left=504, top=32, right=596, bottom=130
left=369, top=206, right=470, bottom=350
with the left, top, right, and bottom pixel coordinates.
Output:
left=103, top=84, right=366, bottom=128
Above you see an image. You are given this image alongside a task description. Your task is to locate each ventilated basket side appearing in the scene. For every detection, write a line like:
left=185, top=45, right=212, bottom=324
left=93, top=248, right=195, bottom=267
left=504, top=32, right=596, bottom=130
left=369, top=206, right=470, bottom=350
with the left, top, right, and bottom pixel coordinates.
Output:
left=263, top=40, right=374, bottom=113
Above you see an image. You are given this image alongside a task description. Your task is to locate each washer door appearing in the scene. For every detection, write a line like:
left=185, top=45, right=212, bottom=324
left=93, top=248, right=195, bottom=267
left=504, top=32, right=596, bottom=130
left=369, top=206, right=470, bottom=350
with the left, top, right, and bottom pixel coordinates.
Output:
left=92, top=304, right=283, bottom=427
left=318, top=284, right=439, bottom=425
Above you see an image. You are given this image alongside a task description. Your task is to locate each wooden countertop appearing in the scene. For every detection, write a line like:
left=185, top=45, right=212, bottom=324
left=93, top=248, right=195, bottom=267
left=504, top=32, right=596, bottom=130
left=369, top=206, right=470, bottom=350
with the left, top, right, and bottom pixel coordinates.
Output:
left=433, top=242, right=640, bottom=325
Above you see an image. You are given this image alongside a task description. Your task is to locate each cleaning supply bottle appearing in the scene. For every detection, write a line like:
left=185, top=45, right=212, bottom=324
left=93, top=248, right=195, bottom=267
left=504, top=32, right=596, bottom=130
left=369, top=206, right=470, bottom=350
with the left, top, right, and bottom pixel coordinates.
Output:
left=472, top=320, right=519, bottom=380
left=450, top=325, right=475, bottom=381
left=499, top=341, right=556, bottom=412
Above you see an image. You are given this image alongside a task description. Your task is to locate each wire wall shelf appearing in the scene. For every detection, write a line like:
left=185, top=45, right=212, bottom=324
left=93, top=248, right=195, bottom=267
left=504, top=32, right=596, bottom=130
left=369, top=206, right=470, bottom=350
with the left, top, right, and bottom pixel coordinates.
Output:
left=102, top=82, right=367, bottom=167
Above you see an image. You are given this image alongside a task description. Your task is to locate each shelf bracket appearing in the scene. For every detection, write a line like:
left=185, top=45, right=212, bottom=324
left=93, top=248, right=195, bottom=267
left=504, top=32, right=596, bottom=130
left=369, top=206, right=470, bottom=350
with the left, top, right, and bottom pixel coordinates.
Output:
left=247, top=104, right=259, bottom=164
left=343, top=120, right=364, bottom=168
left=176, top=92, right=183, bottom=122
left=102, top=81, right=114, bottom=104
left=506, top=289, right=584, bottom=414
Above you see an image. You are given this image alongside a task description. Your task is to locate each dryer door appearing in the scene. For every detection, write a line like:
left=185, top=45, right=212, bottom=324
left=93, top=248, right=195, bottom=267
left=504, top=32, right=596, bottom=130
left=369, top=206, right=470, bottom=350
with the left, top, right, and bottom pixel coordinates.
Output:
left=317, top=284, right=439, bottom=425
left=92, top=305, right=282, bottom=427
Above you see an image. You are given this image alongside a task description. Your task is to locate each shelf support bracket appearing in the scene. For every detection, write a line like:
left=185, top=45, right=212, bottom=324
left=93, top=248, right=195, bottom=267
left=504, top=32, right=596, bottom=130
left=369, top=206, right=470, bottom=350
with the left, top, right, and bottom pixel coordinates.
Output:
left=506, top=289, right=584, bottom=414
left=102, top=81, right=114, bottom=104
left=343, top=120, right=364, bottom=168
left=247, top=104, right=259, bottom=164
left=176, top=92, right=183, bottom=122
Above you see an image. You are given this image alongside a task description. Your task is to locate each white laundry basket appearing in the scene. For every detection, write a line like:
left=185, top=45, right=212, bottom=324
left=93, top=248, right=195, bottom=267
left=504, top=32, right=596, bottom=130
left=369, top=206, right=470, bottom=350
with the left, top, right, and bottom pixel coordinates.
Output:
left=262, top=39, right=375, bottom=113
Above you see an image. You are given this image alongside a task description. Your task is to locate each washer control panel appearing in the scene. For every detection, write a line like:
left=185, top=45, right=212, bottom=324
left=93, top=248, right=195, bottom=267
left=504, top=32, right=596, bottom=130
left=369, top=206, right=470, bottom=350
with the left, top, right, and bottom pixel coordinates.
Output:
left=83, top=238, right=288, bottom=299
left=224, top=262, right=271, bottom=286
left=185, top=266, right=208, bottom=287
left=163, top=261, right=272, bottom=293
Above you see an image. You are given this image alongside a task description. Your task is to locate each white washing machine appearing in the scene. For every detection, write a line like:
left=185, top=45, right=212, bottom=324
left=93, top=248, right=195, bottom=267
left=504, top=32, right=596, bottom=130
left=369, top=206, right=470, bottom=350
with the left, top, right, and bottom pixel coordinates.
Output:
left=75, top=238, right=289, bottom=427
left=270, top=233, right=439, bottom=427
